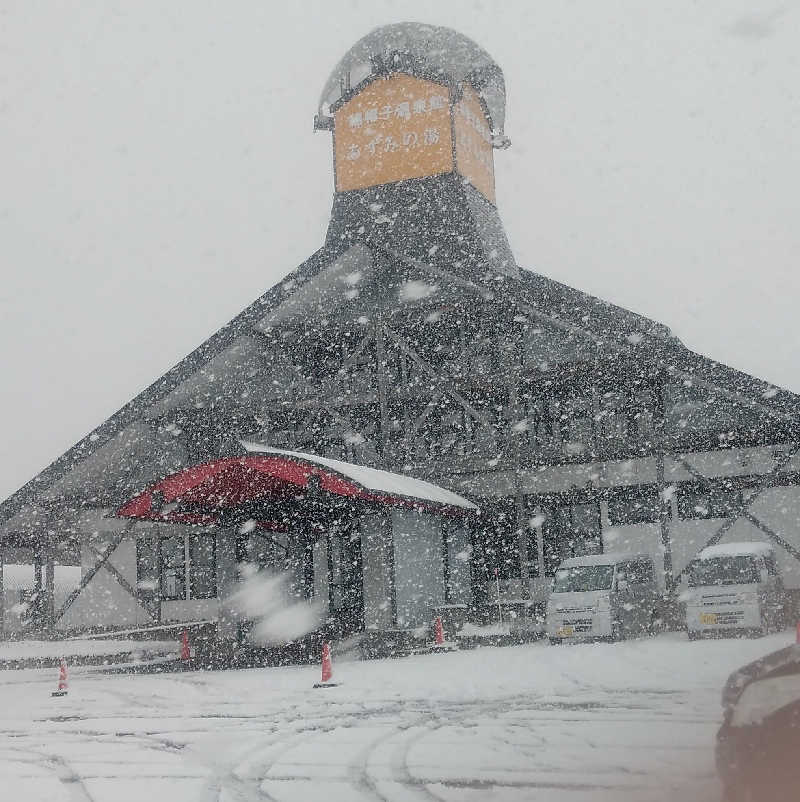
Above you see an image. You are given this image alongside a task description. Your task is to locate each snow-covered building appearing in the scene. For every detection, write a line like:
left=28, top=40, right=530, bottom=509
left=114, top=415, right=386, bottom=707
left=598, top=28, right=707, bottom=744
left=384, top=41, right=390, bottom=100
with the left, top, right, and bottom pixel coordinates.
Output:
left=2, top=22, right=800, bottom=649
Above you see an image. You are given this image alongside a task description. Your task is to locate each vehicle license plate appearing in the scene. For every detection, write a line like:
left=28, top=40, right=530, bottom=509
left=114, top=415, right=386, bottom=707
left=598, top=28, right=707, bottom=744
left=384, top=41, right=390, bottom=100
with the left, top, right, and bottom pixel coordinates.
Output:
left=700, top=613, right=717, bottom=625
left=557, top=626, right=574, bottom=637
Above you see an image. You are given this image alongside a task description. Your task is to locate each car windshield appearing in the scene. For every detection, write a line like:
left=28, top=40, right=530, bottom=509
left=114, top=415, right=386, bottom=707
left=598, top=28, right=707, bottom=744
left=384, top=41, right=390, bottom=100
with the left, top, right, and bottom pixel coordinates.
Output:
left=688, top=555, right=760, bottom=587
left=553, top=565, right=615, bottom=593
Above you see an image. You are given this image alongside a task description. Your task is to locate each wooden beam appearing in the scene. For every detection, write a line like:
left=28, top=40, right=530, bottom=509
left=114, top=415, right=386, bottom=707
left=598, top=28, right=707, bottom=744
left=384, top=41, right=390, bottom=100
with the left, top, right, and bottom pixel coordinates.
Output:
left=669, top=442, right=800, bottom=589
left=44, top=537, right=55, bottom=632
left=741, top=511, right=800, bottom=564
left=410, top=391, right=445, bottom=436
left=654, top=384, right=674, bottom=590
left=674, top=455, right=710, bottom=483
left=54, top=520, right=146, bottom=626
left=84, top=541, right=142, bottom=605
left=374, top=320, right=391, bottom=460
left=337, top=331, right=375, bottom=372
left=385, top=327, right=489, bottom=425
left=283, top=361, right=386, bottom=466
left=0, top=548, right=4, bottom=639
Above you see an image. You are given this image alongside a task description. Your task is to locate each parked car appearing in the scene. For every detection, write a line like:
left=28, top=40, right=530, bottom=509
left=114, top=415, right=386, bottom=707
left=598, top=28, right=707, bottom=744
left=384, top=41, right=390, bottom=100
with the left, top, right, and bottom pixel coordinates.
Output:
left=545, top=553, right=659, bottom=644
left=716, top=643, right=800, bottom=801
left=684, top=542, right=786, bottom=640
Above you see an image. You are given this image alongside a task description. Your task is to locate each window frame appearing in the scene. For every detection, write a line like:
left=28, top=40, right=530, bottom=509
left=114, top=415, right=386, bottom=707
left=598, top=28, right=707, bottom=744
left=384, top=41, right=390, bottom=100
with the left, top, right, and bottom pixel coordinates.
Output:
left=607, top=485, right=661, bottom=526
left=677, top=482, right=743, bottom=520
left=189, top=533, right=217, bottom=600
left=136, top=533, right=218, bottom=603
left=539, top=499, right=603, bottom=578
left=160, top=536, right=187, bottom=601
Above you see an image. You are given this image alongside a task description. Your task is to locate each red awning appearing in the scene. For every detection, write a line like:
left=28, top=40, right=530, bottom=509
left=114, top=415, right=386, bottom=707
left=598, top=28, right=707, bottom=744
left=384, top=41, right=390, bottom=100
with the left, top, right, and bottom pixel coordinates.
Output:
left=117, top=454, right=472, bottom=524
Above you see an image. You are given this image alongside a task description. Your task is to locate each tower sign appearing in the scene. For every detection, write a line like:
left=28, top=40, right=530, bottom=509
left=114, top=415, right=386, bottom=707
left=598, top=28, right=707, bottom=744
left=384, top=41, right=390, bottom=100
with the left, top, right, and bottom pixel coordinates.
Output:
left=334, top=74, right=453, bottom=193
left=453, top=83, right=496, bottom=203
left=332, top=74, right=497, bottom=203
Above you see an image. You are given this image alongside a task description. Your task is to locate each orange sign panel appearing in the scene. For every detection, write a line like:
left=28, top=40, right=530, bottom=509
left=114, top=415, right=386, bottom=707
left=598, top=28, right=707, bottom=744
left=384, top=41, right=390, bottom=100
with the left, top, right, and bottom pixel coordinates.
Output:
left=334, top=74, right=453, bottom=193
left=454, top=83, right=496, bottom=203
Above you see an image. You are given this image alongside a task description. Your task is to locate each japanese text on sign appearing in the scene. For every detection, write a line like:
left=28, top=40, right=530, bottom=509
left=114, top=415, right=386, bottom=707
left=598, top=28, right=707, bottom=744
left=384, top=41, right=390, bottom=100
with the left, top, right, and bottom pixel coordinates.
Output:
left=453, top=83, right=496, bottom=203
left=334, top=74, right=453, bottom=193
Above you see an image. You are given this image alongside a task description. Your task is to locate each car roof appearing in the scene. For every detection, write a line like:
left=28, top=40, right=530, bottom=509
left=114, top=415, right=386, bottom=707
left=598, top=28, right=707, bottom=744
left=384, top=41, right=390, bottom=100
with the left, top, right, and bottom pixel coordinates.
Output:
left=558, top=552, right=653, bottom=569
left=698, top=541, right=775, bottom=560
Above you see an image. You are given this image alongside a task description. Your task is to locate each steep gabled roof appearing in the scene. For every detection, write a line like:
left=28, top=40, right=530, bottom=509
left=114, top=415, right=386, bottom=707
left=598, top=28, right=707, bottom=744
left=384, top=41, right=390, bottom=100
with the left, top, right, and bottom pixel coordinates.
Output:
left=2, top=229, right=798, bottom=539
left=0, top=243, right=340, bottom=530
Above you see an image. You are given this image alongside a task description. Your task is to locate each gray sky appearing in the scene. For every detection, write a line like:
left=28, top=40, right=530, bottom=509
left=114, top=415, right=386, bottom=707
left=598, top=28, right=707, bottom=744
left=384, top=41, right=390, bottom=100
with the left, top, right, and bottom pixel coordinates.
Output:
left=1, top=1, right=799, bottom=503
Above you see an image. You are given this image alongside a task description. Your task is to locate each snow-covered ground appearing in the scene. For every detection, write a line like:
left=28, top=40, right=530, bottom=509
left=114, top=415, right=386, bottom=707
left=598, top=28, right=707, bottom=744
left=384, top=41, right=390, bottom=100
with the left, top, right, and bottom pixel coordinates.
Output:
left=0, top=639, right=178, bottom=662
left=0, top=631, right=793, bottom=802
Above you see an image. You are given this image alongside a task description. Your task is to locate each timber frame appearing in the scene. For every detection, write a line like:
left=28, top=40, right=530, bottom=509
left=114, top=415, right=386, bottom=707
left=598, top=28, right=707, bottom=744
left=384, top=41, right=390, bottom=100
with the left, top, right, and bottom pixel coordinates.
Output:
left=3, top=40, right=800, bottom=633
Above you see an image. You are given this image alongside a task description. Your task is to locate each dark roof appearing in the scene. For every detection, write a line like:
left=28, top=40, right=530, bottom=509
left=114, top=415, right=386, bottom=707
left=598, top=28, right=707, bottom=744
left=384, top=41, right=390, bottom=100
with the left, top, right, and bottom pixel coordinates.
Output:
left=2, top=206, right=798, bottom=536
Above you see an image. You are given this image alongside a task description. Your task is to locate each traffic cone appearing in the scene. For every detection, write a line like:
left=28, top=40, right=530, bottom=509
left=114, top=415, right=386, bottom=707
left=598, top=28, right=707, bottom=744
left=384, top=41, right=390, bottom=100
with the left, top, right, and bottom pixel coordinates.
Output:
left=313, top=642, right=337, bottom=688
left=180, top=629, right=191, bottom=661
left=431, top=615, right=458, bottom=652
left=52, top=659, right=68, bottom=697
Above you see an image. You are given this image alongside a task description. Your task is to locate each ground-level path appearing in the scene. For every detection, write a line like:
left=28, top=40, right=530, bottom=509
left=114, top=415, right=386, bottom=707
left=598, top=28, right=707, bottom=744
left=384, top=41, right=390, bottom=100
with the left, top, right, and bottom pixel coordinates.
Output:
left=1, top=632, right=792, bottom=802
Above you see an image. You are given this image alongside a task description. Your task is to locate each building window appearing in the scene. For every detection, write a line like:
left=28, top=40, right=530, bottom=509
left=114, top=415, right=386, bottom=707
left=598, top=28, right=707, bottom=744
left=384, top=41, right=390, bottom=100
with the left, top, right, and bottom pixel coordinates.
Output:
left=519, top=397, right=554, bottom=450
left=136, top=538, right=159, bottom=597
left=190, top=534, right=217, bottom=598
left=607, top=486, right=661, bottom=526
left=677, top=483, right=743, bottom=519
left=160, top=537, right=186, bottom=600
left=473, top=499, right=519, bottom=580
left=596, top=406, right=627, bottom=446
left=542, top=501, right=602, bottom=577
left=563, top=415, right=594, bottom=456
left=136, top=534, right=218, bottom=601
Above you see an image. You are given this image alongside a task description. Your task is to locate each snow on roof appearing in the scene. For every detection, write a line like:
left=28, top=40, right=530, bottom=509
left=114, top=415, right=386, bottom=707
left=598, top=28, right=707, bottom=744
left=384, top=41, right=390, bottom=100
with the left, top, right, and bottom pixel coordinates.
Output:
left=240, top=442, right=479, bottom=511
left=318, top=22, right=506, bottom=131
left=2, top=563, right=81, bottom=591
left=557, top=552, right=652, bottom=569
left=698, top=542, right=774, bottom=560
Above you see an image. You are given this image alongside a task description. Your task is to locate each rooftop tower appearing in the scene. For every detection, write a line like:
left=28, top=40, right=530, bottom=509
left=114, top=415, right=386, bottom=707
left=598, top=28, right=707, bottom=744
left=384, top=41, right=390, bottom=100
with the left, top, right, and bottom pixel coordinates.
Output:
left=315, top=22, right=518, bottom=280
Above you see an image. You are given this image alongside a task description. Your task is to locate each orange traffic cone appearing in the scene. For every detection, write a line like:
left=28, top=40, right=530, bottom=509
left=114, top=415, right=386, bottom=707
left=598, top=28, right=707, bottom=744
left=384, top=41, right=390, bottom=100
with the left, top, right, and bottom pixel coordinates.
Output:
left=313, top=642, right=337, bottom=688
left=52, top=659, right=68, bottom=697
left=180, top=629, right=191, bottom=661
left=431, top=615, right=458, bottom=652
left=433, top=616, right=445, bottom=646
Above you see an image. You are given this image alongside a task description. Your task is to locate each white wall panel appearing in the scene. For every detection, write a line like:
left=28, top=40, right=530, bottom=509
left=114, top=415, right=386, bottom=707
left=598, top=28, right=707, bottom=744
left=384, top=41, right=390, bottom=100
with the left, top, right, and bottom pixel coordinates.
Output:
left=392, top=510, right=444, bottom=628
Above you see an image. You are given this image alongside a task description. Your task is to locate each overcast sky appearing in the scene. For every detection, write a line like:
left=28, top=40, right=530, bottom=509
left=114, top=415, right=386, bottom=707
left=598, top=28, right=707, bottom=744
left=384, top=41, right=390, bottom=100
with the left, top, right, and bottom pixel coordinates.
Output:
left=1, top=1, right=799, bottom=503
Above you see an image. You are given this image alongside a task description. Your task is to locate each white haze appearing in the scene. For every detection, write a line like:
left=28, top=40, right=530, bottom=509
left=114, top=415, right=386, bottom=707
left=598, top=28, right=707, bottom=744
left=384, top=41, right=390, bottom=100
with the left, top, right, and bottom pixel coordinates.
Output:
left=225, top=568, right=323, bottom=645
left=1, top=1, right=799, bottom=501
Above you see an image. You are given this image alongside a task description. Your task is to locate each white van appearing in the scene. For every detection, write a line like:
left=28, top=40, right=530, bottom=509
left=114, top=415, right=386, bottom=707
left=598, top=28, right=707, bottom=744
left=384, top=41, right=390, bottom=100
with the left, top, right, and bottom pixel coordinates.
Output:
left=684, top=542, right=787, bottom=639
left=545, top=553, right=659, bottom=644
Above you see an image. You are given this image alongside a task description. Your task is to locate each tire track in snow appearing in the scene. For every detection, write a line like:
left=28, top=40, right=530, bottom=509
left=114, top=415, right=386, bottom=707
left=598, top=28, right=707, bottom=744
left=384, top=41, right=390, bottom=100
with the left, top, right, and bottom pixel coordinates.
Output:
left=1, top=743, right=95, bottom=802
left=350, top=717, right=443, bottom=802
left=45, top=753, right=96, bottom=802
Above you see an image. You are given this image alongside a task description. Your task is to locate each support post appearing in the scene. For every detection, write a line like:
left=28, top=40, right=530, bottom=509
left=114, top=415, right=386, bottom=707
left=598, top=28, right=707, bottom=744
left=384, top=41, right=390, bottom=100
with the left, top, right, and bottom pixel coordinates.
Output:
left=34, top=552, right=43, bottom=593
left=509, top=324, right=529, bottom=602
left=33, top=546, right=44, bottom=631
left=374, top=318, right=391, bottom=463
left=514, top=476, right=529, bottom=601
left=656, top=450, right=673, bottom=590
left=0, top=547, right=4, bottom=640
left=45, top=535, right=56, bottom=634
left=654, top=382, right=674, bottom=591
